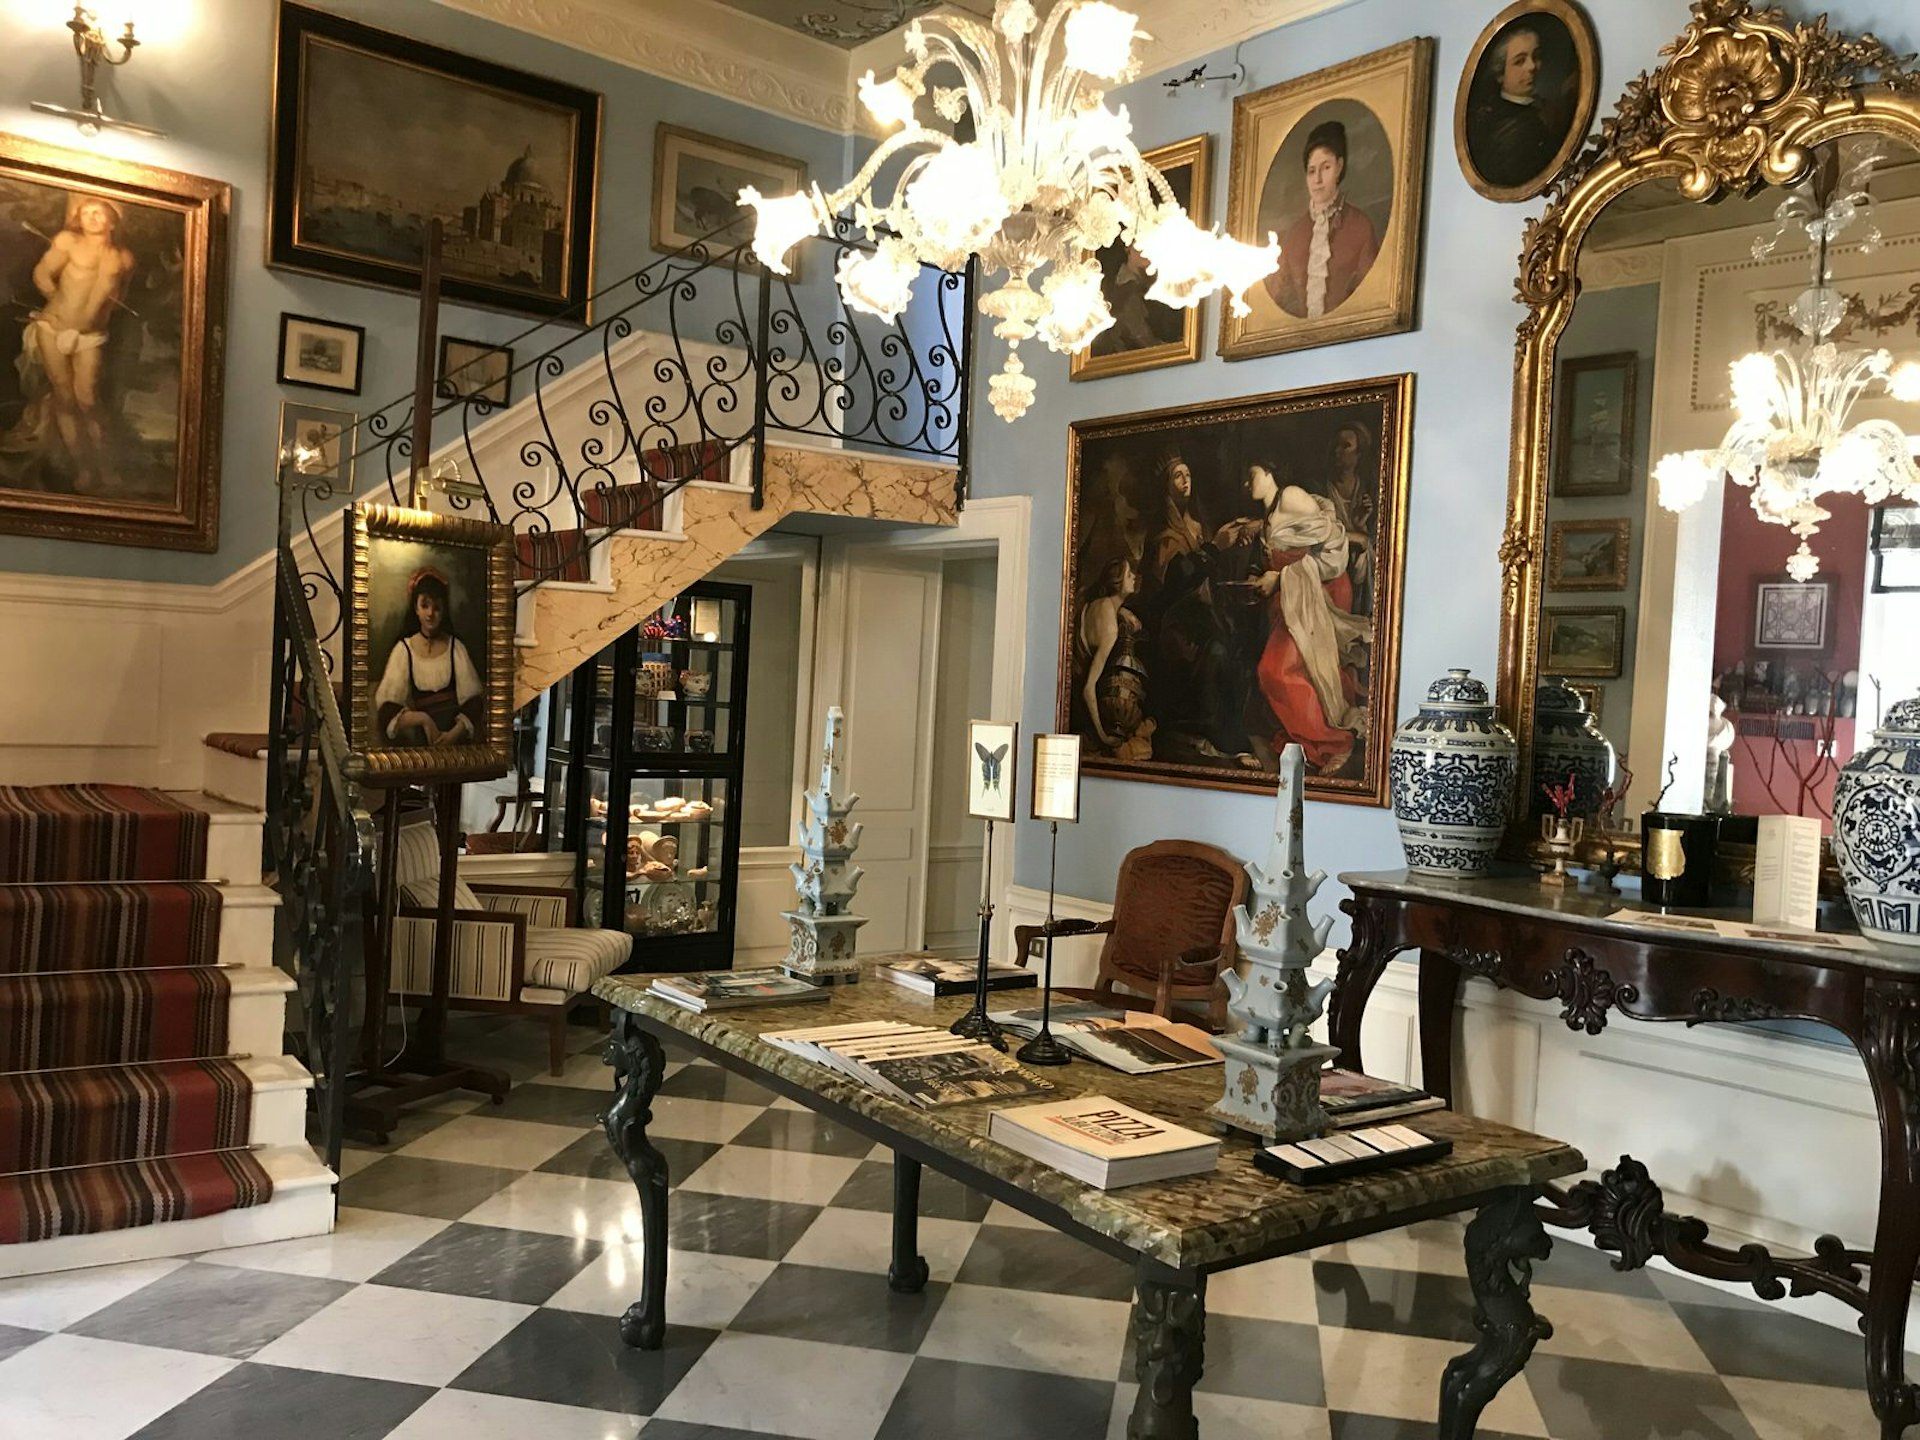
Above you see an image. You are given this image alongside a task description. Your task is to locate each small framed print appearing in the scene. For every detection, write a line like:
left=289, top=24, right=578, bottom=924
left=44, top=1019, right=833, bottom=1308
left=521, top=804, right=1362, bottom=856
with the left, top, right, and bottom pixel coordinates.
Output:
left=438, top=336, right=513, bottom=406
left=1030, top=733, right=1082, bottom=823
left=1755, top=581, right=1829, bottom=650
left=278, top=312, right=364, bottom=394
left=278, top=401, right=356, bottom=495
left=1567, top=682, right=1603, bottom=724
left=1548, top=518, right=1630, bottom=590
left=652, top=124, right=807, bottom=274
left=1540, top=606, right=1624, bottom=677
left=967, top=720, right=1019, bottom=823
left=1552, top=351, right=1637, bottom=496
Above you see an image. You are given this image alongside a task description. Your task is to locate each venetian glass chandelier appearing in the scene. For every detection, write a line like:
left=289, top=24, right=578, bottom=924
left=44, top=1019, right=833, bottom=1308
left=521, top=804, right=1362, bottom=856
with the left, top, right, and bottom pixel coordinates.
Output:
left=1655, top=144, right=1920, bottom=581
left=738, top=0, right=1280, bottom=421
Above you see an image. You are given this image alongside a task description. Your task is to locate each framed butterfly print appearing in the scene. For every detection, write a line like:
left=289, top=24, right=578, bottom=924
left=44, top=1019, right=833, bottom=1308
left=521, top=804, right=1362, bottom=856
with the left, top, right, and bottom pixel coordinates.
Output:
left=967, top=720, right=1019, bottom=823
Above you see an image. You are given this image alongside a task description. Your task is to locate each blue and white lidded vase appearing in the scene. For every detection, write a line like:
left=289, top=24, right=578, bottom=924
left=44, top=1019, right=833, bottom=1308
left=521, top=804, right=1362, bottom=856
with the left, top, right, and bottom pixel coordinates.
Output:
left=1531, top=677, right=1617, bottom=821
left=1390, top=669, right=1518, bottom=875
left=1832, top=695, right=1920, bottom=948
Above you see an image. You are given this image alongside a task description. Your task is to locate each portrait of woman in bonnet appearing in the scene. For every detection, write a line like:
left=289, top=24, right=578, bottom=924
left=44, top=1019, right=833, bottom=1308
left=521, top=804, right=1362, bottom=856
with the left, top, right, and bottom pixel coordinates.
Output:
left=1266, top=119, right=1381, bottom=320
left=373, top=565, right=485, bottom=747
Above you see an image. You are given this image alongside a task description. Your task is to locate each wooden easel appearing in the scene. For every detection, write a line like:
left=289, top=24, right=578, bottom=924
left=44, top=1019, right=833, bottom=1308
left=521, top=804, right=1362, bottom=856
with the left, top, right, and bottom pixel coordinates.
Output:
left=344, top=223, right=510, bottom=1143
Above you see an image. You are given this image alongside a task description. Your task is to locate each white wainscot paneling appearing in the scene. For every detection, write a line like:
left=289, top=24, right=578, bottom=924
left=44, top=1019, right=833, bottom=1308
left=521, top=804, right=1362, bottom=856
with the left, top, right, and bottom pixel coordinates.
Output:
left=735, top=846, right=802, bottom=968
left=924, top=841, right=983, bottom=957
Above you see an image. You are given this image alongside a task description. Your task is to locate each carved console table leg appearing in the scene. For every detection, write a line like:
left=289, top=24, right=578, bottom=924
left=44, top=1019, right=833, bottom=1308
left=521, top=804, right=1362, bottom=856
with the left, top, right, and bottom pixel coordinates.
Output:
left=888, top=1152, right=930, bottom=1294
left=1331, top=898, right=1403, bottom=1074
left=1127, top=1262, right=1205, bottom=1440
left=1861, top=983, right=1920, bottom=1437
left=1439, top=1186, right=1553, bottom=1440
left=1417, top=949, right=1464, bottom=1103
left=603, top=1011, right=670, bottom=1350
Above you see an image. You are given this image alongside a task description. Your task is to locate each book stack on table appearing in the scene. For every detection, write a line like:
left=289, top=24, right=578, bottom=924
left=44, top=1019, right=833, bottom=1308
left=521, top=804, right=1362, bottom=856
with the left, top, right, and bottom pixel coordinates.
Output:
left=762, top=1020, right=1057, bottom=1108
left=988, top=1004, right=1222, bottom=1075
left=987, top=1095, right=1220, bottom=1189
left=1318, top=1069, right=1445, bottom=1128
left=877, top=955, right=1038, bottom=996
left=648, top=968, right=831, bottom=1013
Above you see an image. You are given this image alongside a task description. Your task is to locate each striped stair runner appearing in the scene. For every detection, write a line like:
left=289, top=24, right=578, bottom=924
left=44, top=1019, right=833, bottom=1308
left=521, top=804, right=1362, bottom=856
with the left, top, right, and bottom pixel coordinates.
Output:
left=0, top=786, right=272, bottom=1247
left=0, top=882, right=224, bottom=973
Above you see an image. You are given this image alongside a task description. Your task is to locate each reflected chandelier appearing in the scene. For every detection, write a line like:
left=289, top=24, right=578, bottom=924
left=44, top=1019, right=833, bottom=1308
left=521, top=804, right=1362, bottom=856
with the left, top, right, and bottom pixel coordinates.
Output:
left=739, top=0, right=1280, bottom=421
left=1655, top=144, right=1920, bottom=581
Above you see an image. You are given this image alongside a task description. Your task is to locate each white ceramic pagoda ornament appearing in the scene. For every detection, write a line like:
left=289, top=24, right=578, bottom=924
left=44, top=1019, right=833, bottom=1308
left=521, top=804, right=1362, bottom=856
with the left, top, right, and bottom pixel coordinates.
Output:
left=782, top=706, right=868, bottom=984
left=1207, top=745, right=1340, bottom=1143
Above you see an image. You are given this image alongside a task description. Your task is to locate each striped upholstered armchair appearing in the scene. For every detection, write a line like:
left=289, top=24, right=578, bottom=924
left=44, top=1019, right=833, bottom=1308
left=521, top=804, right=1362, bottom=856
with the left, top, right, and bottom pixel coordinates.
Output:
left=388, top=823, right=632, bottom=1073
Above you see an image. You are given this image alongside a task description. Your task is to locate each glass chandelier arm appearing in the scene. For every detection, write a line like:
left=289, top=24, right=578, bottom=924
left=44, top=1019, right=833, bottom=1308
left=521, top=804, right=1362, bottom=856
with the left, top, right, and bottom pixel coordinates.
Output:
left=824, top=127, right=955, bottom=217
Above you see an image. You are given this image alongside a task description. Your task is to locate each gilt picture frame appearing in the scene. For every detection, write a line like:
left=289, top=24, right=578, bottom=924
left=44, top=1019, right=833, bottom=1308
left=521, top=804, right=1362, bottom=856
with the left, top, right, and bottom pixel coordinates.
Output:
left=346, top=504, right=516, bottom=783
left=1547, top=517, right=1630, bottom=590
left=0, top=133, right=228, bottom=552
left=1552, top=350, right=1637, bottom=496
left=1070, top=134, right=1210, bottom=382
left=1220, top=38, right=1433, bottom=361
left=1453, top=0, right=1599, bottom=203
left=1540, top=606, right=1624, bottom=677
left=1058, top=374, right=1413, bottom=806
left=652, top=124, right=807, bottom=276
left=269, top=2, right=602, bottom=321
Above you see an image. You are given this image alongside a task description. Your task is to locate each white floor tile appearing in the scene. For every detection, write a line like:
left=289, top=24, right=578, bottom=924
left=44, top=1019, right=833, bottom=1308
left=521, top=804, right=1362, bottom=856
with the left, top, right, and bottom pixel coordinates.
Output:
left=1204, top=1255, right=1320, bottom=1325
left=251, top=1283, right=532, bottom=1387
left=337, top=1149, right=387, bottom=1179
left=1107, top=1383, right=1333, bottom=1440
left=460, top=1171, right=648, bottom=1246
left=1723, top=1375, right=1881, bottom=1440
left=542, top=1051, right=618, bottom=1091
left=1318, top=1327, right=1550, bottom=1437
left=920, top=1283, right=1131, bottom=1380
left=652, top=1332, right=913, bottom=1440
left=645, top=1096, right=765, bottom=1143
left=677, top=1146, right=863, bottom=1206
left=547, top=1244, right=776, bottom=1330
left=1533, top=1284, right=1717, bottom=1372
left=981, top=1200, right=1051, bottom=1231
left=0, top=1333, right=234, bottom=1440
left=785, top=1206, right=981, bottom=1284
left=0, top=1257, right=187, bottom=1331
left=194, top=1206, right=449, bottom=1283
left=394, top=1115, right=586, bottom=1170
left=386, top=1387, right=639, bottom=1440
left=1310, top=1218, right=1469, bottom=1277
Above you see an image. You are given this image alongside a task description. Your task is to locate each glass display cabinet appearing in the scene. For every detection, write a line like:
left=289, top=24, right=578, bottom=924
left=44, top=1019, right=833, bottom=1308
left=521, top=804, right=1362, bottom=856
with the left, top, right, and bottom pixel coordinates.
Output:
left=545, top=581, right=752, bottom=970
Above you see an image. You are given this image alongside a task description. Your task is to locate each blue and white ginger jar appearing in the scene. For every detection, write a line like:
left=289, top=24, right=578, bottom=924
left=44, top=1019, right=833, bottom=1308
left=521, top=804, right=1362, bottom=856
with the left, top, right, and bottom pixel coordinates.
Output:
left=1391, top=669, right=1518, bottom=875
left=1531, top=678, right=1616, bottom=820
left=1832, top=695, right=1920, bottom=948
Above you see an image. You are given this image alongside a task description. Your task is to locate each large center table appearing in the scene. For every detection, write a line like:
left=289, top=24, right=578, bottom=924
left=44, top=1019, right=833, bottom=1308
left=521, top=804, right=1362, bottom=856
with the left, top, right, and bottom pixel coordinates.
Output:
left=595, top=968, right=1585, bottom=1440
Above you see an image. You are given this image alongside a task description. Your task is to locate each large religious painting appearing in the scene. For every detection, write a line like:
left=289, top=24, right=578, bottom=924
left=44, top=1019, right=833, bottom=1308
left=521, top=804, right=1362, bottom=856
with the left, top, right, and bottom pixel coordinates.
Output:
left=1219, top=39, right=1432, bottom=361
left=0, top=134, right=228, bottom=552
left=1070, top=134, right=1210, bottom=382
left=270, top=3, right=602, bottom=320
left=1058, top=376, right=1413, bottom=805
left=1453, top=0, right=1598, bottom=203
left=346, top=505, right=515, bottom=783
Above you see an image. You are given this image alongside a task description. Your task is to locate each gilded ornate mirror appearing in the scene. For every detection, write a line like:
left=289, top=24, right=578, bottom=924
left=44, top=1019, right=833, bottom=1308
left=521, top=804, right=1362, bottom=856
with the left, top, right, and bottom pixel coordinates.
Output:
left=1495, top=0, right=1920, bottom=865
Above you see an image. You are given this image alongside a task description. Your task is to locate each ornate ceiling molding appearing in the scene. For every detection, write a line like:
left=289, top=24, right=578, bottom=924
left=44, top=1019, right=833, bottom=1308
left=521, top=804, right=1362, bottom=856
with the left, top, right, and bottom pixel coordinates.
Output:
left=430, top=0, right=858, bottom=133
left=1131, top=0, right=1360, bottom=75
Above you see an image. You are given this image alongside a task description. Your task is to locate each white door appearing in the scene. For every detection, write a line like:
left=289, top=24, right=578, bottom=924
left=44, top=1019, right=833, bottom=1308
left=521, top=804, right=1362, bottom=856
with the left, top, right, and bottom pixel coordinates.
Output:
left=813, top=542, right=944, bottom=954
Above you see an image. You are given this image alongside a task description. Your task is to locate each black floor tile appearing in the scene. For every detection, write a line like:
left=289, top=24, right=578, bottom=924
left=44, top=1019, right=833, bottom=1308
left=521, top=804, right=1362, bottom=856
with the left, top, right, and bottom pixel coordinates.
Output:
left=832, top=1160, right=992, bottom=1222
left=1536, top=1236, right=1665, bottom=1299
left=955, top=1226, right=1135, bottom=1302
left=368, top=1223, right=602, bottom=1305
left=340, top=1103, right=472, bottom=1155
left=658, top=1065, right=776, bottom=1106
left=540, top=1130, right=722, bottom=1184
left=452, top=1309, right=716, bottom=1415
left=1119, top=1312, right=1326, bottom=1406
left=726, top=1264, right=948, bottom=1352
left=1670, top=1300, right=1870, bottom=1390
left=128, top=1362, right=433, bottom=1439
left=486, top=1082, right=608, bottom=1128
left=1330, top=1413, right=1535, bottom=1440
left=728, top=1108, right=876, bottom=1158
left=640, top=1423, right=812, bottom=1440
left=876, top=1356, right=1115, bottom=1440
left=666, top=1192, right=823, bottom=1261
left=0, top=1324, right=45, bottom=1363
left=338, top=1155, right=525, bottom=1220
left=68, top=1263, right=352, bottom=1359
left=1525, top=1353, right=1762, bottom=1440
left=1311, top=1261, right=1481, bottom=1344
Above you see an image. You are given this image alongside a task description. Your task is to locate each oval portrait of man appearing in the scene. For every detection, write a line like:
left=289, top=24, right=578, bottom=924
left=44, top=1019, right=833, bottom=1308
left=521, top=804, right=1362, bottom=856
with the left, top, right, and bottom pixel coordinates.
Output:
left=1455, top=0, right=1598, bottom=202
left=1256, top=98, right=1395, bottom=321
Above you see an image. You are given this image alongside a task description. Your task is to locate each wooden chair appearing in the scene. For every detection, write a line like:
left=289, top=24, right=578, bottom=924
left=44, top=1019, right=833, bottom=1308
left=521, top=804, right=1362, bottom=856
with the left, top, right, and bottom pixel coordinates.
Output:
left=1012, top=839, right=1247, bottom=1030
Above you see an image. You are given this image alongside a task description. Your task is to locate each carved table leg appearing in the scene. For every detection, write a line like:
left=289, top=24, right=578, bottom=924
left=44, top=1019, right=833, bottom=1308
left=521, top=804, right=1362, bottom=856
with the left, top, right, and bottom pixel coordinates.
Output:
left=1861, top=982, right=1920, bottom=1438
left=1127, top=1262, right=1204, bottom=1440
left=1418, top=949, right=1462, bottom=1104
left=1330, top=898, right=1402, bottom=1074
left=602, top=1011, right=670, bottom=1350
left=1440, top=1186, right=1553, bottom=1440
left=889, top=1152, right=930, bottom=1294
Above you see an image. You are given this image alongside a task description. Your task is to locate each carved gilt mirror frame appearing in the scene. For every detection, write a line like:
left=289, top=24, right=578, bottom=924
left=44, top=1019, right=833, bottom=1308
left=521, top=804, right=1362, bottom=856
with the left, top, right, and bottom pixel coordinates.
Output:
left=1494, top=0, right=1920, bottom=859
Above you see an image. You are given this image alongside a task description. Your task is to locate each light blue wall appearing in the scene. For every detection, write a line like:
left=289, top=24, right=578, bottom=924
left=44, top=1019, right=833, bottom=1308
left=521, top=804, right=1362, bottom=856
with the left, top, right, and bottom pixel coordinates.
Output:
left=0, top=0, right=856, bottom=584
left=966, top=0, right=1911, bottom=910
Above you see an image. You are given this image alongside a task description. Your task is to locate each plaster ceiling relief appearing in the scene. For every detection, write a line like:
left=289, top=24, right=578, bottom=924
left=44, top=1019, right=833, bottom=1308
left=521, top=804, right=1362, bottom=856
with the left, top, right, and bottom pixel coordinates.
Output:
left=709, top=0, right=990, bottom=48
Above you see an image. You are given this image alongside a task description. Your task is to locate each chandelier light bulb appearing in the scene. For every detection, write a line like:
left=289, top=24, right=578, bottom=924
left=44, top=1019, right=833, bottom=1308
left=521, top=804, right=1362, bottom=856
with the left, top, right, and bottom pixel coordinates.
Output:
left=858, top=69, right=918, bottom=130
left=1893, top=361, right=1920, bottom=404
left=1654, top=451, right=1717, bottom=513
left=835, top=239, right=920, bottom=323
left=739, top=186, right=824, bottom=274
left=1063, top=2, right=1142, bottom=81
left=1039, top=261, right=1115, bottom=352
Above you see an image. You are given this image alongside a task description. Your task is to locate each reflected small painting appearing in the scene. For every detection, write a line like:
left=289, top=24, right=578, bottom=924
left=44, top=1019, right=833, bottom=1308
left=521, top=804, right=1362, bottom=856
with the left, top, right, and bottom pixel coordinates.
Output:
left=1553, top=351, right=1637, bottom=497
left=1541, top=606, right=1624, bottom=677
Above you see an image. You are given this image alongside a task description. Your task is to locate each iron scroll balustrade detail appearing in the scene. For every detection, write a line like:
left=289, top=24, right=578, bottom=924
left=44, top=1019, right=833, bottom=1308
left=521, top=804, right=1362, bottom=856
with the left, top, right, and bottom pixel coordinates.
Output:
left=284, top=227, right=971, bottom=639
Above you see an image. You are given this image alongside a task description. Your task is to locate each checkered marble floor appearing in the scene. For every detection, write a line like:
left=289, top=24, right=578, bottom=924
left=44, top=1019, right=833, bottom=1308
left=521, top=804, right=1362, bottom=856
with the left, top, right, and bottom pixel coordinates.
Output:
left=0, top=1014, right=1890, bottom=1439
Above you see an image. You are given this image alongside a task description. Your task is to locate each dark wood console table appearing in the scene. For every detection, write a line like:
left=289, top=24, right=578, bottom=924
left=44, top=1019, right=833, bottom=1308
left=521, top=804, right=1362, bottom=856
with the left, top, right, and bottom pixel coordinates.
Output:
left=1331, top=868, right=1920, bottom=1439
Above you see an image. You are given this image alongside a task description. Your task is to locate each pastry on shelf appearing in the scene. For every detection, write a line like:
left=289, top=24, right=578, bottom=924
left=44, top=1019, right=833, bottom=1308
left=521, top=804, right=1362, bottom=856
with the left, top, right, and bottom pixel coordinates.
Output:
left=682, top=799, right=713, bottom=820
left=638, top=860, right=674, bottom=882
left=687, top=865, right=710, bottom=879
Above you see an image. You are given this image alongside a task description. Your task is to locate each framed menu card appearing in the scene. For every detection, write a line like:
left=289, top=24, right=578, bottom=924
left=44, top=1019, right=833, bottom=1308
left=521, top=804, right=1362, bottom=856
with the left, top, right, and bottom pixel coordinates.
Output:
left=1031, top=732, right=1082, bottom=823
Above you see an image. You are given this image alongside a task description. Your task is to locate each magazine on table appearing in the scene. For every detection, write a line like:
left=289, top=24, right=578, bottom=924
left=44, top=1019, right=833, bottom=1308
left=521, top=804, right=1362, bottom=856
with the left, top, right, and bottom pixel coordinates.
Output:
left=648, top=968, right=829, bottom=1013
left=878, top=954, right=1039, bottom=996
left=985, top=1005, right=1221, bottom=1074
left=1319, top=1068, right=1444, bottom=1127
left=760, top=1021, right=1055, bottom=1107
left=988, top=1095, right=1219, bottom=1188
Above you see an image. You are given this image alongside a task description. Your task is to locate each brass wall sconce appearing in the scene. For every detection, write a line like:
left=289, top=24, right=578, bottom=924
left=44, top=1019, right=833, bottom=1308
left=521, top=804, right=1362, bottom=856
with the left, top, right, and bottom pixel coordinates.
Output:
left=31, top=4, right=167, bottom=139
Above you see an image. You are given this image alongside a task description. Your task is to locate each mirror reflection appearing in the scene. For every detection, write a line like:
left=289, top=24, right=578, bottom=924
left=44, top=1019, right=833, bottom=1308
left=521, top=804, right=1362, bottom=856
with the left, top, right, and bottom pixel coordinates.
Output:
left=1534, top=136, right=1920, bottom=835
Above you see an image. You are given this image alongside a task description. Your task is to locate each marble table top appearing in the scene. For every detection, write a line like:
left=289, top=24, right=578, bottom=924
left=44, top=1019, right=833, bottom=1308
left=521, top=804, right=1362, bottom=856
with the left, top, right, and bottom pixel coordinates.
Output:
left=595, top=967, right=1584, bottom=1273
left=1341, top=868, right=1920, bottom=976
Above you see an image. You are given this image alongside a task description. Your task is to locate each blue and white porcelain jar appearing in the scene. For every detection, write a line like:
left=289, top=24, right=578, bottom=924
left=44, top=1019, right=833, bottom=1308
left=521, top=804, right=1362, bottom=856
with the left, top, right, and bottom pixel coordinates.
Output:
left=1832, top=696, right=1920, bottom=947
left=1390, top=669, right=1518, bottom=875
left=1531, top=677, right=1617, bottom=821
